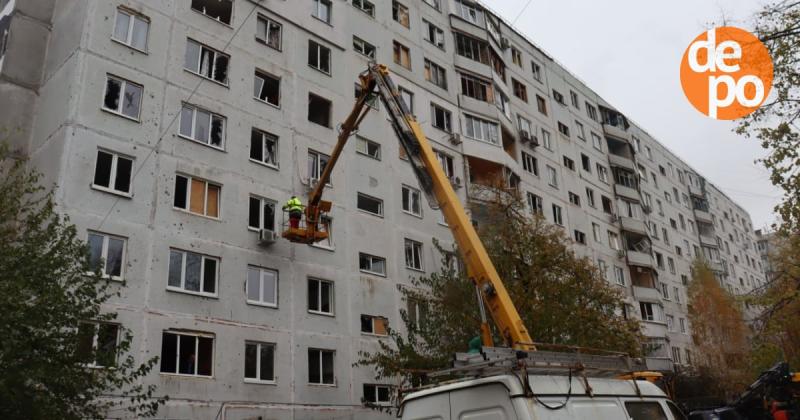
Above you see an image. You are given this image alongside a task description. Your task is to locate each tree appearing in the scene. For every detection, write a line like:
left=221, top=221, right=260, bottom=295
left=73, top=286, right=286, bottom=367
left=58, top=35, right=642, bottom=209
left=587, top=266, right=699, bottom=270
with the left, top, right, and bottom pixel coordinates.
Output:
left=357, top=186, right=643, bottom=392
left=687, top=260, right=751, bottom=399
left=0, top=144, right=164, bottom=419
left=737, top=1, right=800, bottom=231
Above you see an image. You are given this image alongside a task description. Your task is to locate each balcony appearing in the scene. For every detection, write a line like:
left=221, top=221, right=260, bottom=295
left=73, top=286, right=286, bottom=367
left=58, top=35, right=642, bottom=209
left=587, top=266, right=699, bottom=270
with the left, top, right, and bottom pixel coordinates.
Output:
left=634, top=285, right=662, bottom=301
left=699, top=233, right=718, bottom=247
left=602, top=123, right=633, bottom=144
left=627, top=250, right=654, bottom=268
left=694, top=208, right=713, bottom=223
left=620, top=216, right=648, bottom=235
left=614, top=184, right=640, bottom=202
left=689, top=182, right=704, bottom=197
left=645, top=357, right=675, bottom=372
left=708, top=260, right=725, bottom=273
left=641, top=320, right=668, bottom=339
left=608, top=153, right=636, bottom=171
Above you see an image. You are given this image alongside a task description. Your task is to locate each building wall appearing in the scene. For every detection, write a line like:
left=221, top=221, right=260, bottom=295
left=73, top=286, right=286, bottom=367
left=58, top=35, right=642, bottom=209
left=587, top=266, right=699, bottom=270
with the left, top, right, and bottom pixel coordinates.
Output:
left=0, top=0, right=766, bottom=417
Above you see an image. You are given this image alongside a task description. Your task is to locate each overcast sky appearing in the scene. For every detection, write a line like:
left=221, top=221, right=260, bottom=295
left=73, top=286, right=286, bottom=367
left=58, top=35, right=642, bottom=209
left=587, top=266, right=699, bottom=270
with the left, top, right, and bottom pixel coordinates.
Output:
left=487, top=0, right=783, bottom=230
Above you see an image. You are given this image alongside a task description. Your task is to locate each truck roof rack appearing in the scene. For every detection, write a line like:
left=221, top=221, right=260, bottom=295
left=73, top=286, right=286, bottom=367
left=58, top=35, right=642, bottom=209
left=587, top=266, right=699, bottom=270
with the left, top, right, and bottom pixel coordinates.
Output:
left=429, top=346, right=649, bottom=379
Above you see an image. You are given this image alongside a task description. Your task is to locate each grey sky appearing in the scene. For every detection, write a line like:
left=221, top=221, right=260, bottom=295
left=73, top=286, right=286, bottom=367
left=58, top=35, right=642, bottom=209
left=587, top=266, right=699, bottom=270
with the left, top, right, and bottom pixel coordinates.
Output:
left=488, top=0, right=783, bottom=229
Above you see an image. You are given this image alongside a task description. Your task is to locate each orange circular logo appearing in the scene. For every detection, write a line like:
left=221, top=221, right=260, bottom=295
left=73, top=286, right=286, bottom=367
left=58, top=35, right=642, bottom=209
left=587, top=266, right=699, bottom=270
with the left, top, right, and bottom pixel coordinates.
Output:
left=680, top=26, right=773, bottom=120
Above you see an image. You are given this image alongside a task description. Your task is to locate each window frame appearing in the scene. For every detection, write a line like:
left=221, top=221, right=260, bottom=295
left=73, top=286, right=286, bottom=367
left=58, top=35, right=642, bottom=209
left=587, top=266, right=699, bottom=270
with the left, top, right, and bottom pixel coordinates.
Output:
left=356, top=192, right=384, bottom=217
left=424, top=59, right=448, bottom=90
left=307, top=149, right=332, bottom=185
left=430, top=103, right=452, bottom=132
left=392, top=40, right=411, bottom=69
left=353, top=35, right=376, bottom=59
left=422, top=19, right=445, bottom=49
left=360, top=314, right=389, bottom=336
left=355, top=136, right=381, bottom=160
left=352, top=0, right=375, bottom=17
left=92, top=149, right=134, bottom=197
left=184, top=38, right=230, bottom=85
left=308, top=40, right=332, bottom=75
left=404, top=238, right=424, bottom=271
left=87, top=231, right=127, bottom=281
left=167, top=248, right=220, bottom=297
left=250, top=128, right=279, bottom=169
left=159, top=330, right=215, bottom=377
left=253, top=70, right=281, bottom=107
left=308, top=348, right=336, bottom=385
left=111, top=7, right=150, bottom=52
left=190, top=0, right=233, bottom=25
left=392, top=1, right=410, bottom=28
left=312, top=0, right=332, bottom=24
left=179, top=103, right=226, bottom=150
left=401, top=184, right=422, bottom=217
left=77, top=321, right=120, bottom=368
left=173, top=174, right=222, bottom=219
left=363, top=383, right=393, bottom=405
left=247, top=195, right=276, bottom=232
left=359, top=253, right=387, bottom=276
left=255, top=14, right=282, bottom=50
left=102, top=74, right=143, bottom=121
left=244, top=341, right=276, bottom=384
left=308, top=277, right=335, bottom=316
left=246, top=265, right=279, bottom=308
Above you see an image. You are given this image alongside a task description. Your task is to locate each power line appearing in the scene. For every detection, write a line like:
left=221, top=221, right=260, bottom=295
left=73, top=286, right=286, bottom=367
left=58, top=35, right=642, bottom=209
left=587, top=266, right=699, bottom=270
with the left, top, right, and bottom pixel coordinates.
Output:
left=96, top=1, right=261, bottom=230
left=512, top=0, right=534, bottom=25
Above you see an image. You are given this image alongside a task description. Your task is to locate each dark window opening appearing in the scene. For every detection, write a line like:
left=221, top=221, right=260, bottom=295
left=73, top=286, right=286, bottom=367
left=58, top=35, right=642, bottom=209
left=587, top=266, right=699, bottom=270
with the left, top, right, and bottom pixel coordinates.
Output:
left=191, top=0, right=232, bottom=24
left=308, top=93, right=332, bottom=127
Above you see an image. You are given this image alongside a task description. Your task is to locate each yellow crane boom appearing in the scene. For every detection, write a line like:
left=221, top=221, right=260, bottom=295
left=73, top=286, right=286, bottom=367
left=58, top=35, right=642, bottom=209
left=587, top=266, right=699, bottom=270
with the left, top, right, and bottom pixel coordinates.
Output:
left=283, top=64, right=534, bottom=351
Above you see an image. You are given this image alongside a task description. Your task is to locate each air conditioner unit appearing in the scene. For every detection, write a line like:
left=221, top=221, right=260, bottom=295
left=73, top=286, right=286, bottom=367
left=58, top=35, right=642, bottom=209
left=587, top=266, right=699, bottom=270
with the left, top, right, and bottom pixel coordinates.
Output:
left=259, top=229, right=277, bottom=245
left=500, top=37, right=510, bottom=50
left=519, top=130, right=530, bottom=142
left=449, top=133, right=462, bottom=145
left=450, top=176, right=462, bottom=189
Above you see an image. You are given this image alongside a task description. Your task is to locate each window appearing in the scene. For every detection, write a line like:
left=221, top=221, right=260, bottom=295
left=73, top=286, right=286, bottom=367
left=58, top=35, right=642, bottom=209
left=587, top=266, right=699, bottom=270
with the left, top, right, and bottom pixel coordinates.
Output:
left=352, top=0, right=375, bottom=16
left=87, top=231, right=126, bottom=280
left=112, top=8, right=149, bottom=51
left=596, top=164, right=609, bottom=183
left=359, top=253, right=386, bottom=275
left=404, top=238, right=423, bottom=270
left=585, top=102, right=598, bottom=121
left=517, top=115, right=532, bottom=137
left=661, top=282, right=670, bottom=300
left=597, top=260, right=608, bottom=280
left=592, top=223, right=602, bottom=242
left=575, top=121, right=585, bottom=140
left=552, top=204, right=563, bottom=225
left=460, top=73, right=493, bottom=102
left=679, top=318, right=686, bottom=333
left=308, top=348, right=335, bottom=385
left=364, top=384, right=392, bottom=405
left=353, top=36, right=376, bottom=59
left=531, top=60, right=542, bottom=82
left=552, top=89, right=565, bottom=105
left=174, top=175, right=220, bottom=218
left=250, top=128, right=279, bottom=168
left=608, top=231, right=620, bottom=250
left=521, top=151, right=537, bottom=176
left=402, top=185, right=422, bottom=216
left=455, top=0, right=481, bottom=24
left=423, top=0, right=441, bottom=10
left=307, top=149, right=331, bottom=185
left=392, top=1, right=410, bottom=27
left=591, top=132, right=602, bottom=151
left=179, top=104, right=225, bottom=149
left=557, top=122, right=570, bottom=137
left=77, top=322, right=119, bottom=367
left=625, top=402, right=668, bottom=420
left=160, top=331, right=214, bottom=376
left=399, top=87, right=414, bottom=113
left=436, top=151, right=455, bottom=178
left=580, top=154, right=590, bottom=172
left=308, top=40, right=331, bottom=74
left=392, top=40, right=411, bottom=69
left=360, top=314, right=388, bottom=335
left=614, top=266, right=625, bottom=285
left=602, top=196, right=613, bottom=214
left=254, top=70, right=280, bottom=106
left=568, top=192, right=580, bottom=206
left=191, top=0, right=232, bottom=24
left=102, top=75, right=143, bottom=120
left=354, top=137, right=381, bottom=161
left=424, top=105, right=452, bottom=134
left=570, top=90, right=580, bottom=108
left=312, top=0, right=332, bottom=23
left=307, top=93, right=332, bottom=127
left=424, top=59, right=447, bottom=89
left=674, top=286, right=681, bottom=303
left=536, top=95, right=547, bottom=115
left=184, top=39, right=229, bottom=84
left=541, top=129, right=552, bottom=150
left=546, top=165, right=558, bottom=188
left=512, top=79, right=527, bottom=102
left=645, top=146, right=653, bottom=160
left=244, top=341, right=275, bottom=383
left=464, top=114, right=499, bottom=144
left=308, top=278, right=334, bottom=315
left=668, top=257, right=676, bottom=274
left=423, top=20, right=445, bottom=49
left=586, top=188, right=596, bottom=207
left=574, top=230, right=586, bottom=244
left=511, top=47, right=522, bottom=67
left=168, top=249, right=218, bottom=296
left=256, top=15, right=282, bottom=50
left=527, top=192, right=543, bottom=215
left=640, top=302, right=656, bottom=321
left=243, top=265, right=279, bottom=309
left=248, top=196, right=276, bottom=231
left=93, top=150, right=133, bottom=195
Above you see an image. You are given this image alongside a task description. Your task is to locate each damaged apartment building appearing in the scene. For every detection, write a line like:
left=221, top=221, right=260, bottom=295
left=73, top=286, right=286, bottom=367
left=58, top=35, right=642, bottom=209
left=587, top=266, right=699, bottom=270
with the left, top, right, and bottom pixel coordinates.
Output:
left=0, top=0, right=767, bottom=418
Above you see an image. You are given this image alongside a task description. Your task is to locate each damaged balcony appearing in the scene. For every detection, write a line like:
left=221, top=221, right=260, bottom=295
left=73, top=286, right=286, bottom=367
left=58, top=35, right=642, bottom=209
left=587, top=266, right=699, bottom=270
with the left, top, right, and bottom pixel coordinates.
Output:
left=625, top=232, right=655, bottom=271
left=466, top=155, right=520, bottom=201
left=692, top=196, right=713, bottom=223
left=617, top=198, right=647, bottom=235
left=600, top=106, right=632, bottom=143
left=607, top=137, right=636, bottom=171
left=612, top=167, right=640, bottom=201
left=697, top=221, right=718, bottom=247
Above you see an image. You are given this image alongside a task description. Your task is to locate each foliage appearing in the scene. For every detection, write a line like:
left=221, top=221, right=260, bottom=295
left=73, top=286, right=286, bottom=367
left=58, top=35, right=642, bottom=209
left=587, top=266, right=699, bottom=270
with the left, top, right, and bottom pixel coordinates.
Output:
left=737, top=1, right=800, bottom=231
left=357, top=186, right=643, bottom=395
left=0, top=144, right=164, bottom=419
left=687, top=259, right=751, bottom=398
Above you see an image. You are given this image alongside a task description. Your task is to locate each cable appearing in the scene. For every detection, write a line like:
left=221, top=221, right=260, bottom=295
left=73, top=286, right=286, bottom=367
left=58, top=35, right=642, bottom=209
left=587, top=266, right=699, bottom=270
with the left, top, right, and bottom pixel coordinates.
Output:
left=95, top=1, right=261, bottom=230
left=511, top=0, right=534, bottom=25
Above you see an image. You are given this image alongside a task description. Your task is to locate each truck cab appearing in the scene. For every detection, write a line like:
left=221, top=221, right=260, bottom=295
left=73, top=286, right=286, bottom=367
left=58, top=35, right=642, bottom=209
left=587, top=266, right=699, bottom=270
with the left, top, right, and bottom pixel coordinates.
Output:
left=401, top=374, right=687, bottom=420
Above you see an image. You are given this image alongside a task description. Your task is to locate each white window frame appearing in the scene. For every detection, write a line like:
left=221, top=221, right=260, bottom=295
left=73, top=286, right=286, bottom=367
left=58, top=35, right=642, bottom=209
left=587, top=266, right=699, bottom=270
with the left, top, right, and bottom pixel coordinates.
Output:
left=160, top=330, right=215, bottom=377
left=591, top=132, right=602, bottom=151
left=353, top=35, right=376, bottom=59
left=436, top=150, right=455, bottom=179
left=102, top=74, right=143, bottom=121
left=552, top=204, right=563, bottom=226
left=355, top=136, right=381, bottom=160
left=92, top=149, right=133, bottom=197
left=430, top=103, right=452, bottom=132
left=308, top=348, right=335, bottom=385
left=392, top=1, right=410, bottom=28
left=401, top=185, right=422, bottom=217
left=173, top=174, right=221, bottom=218
left=352, top=0, right=375, bottom=17
left=77, top=321, right=120, bottom=368
left=246, top=265, right=278, bottom=308
left=614, top=266, right=625, bottom=285
left=404, top=238, right=424, bottom=271
left=361, top=314, right=389, bottom=336
left=255, top=14, right=282, bottom=50
left=546, top=165, right=558, bottom=188
left=244, top=341, right=276, bottom=383
left=253, top=70, right=281, bottom=107
left=308, top=40, right=331, bottom=75
left=111, top=7, right=149, bottom=52
left=541, top=128, right=552, bottom=150
left=87, top=231, right=127, bottom=281
left=179, top=103, right=226, bottom=150
left=359, top=253, right=387, bottom=276
left=184, top=39, right=229, bottom=85
left=463, top=114, right=499, bottom=145
left=424, top=59, right=448, bottom=90
left=364, top=384, right=392, bottom=405
left=167, top=248, right=219, bottom=297
left=527, top=192, right=543, bottom=215
left=312, top=0, right=332, bottom=23
left=250, top=128, right=279, bottom=169
left=248, top=195, right=276, bottom=231
left=308, top=278, right=335, bottom=316
left=423, top=19, right=445, bottom=49
left=357, top=192, right=384, bottom=217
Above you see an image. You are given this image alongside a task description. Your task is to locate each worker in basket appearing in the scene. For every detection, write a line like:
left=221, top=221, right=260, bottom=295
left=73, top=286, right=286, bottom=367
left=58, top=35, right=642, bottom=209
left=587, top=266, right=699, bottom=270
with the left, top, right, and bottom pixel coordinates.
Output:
left=283, top=195, right=305, bottom=229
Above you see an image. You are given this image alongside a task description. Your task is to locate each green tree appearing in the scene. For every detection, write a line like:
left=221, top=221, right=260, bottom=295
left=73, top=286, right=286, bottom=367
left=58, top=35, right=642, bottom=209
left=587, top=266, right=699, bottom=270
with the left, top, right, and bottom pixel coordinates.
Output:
left=357, top=186, right=643, bottom=390
left=0, top=145, right=164, bottom=419
left=738, top=1, right=800, bottom=231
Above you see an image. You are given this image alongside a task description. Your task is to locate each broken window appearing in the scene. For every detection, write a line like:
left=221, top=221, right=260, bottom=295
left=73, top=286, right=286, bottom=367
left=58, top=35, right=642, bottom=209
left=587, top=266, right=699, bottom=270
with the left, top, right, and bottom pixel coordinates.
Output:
left=512, top=78, right=527, bottom=102
left=307, top=149, right=331, bottom=185
left=246, top=266, right=278, bottom=307
left=356, top=136, right=381, bottom=160
left=308, top=40, right=331, bottom=74
left=527, top=192, right=543, bottom=215
left=455, top=32, right=490, bottom=64
left=357, top=193, right=383, bottom=216
left=460, top=73, right=493, bottom=102
left=463, top=114, right=499, bottom=144
left=401, top=185, right=421, bottom=216
left=112, top=8, right=149, bottom=51
left=639, top=303, right=656, bottom=321
left=168, top=248, right=218, bottom=295
left=521, top=151, right=537, bottom=175
left=436, top=151, right=454, bottom=179
left=307, top=93, right=332, bottom=127
left=359, top=253, right=386, bottom=275
left=404, top=238, right=423, bottom=270
left=87, top=231, right=126, bottom=280
left=601, top=195, right=613, bottom=214
left=392, top=1, right=410, bottom=28
left=558, top=121, right=570, bottom=137
left=352, top=0, right=375, bottom=16
left=93, top=150, right=133, bottom=195
left=399, top=87, right=413, bottom=113
left=256, top=15, right=282, bottom=50
left=355, top=83, right=379, bottom=109
left=184, top=39, right=229, bottom=84
left=423, top=19, right=445, bottom=49
left=250, top=128, right=278, bottom=167
left=308, top=278, right=334, bottom=315
left=424, top=59, right=447, bottom=90
left=392, top=40, right=411, bottom=69
left=179, top=104, right=225, bottom=149
left=312, top=0, right=332, bottom=23
left=353, top=36, right=376, bottom=59
left=430, top=103, right=452, bottom=132
left=360, top=314, right=388, bottom=335
left=552, top=204, right=563, bottom=225
left=77, top=322, right=120, bottom=367
left=173, top=174, right=220, bottom=218
left=254, top=70, right=280, bottom=106
left=191, top=0, right=232, bottom=24
left=103, top=75, right=142, bottom=120
left=308, top=348, right=335, bottom=385
left=364, top=384, right=392, bottom=405
left=160, top=331, right=214, bottom=376
left=244, top=341, right=275, bottom=382
left=248, top=196, right=276, bottom=231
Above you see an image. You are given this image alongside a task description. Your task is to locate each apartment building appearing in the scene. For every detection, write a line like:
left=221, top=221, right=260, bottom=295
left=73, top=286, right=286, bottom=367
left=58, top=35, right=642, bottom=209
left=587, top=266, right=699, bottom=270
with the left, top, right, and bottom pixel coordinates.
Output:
left=0, top=0, right=766, bottom=417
